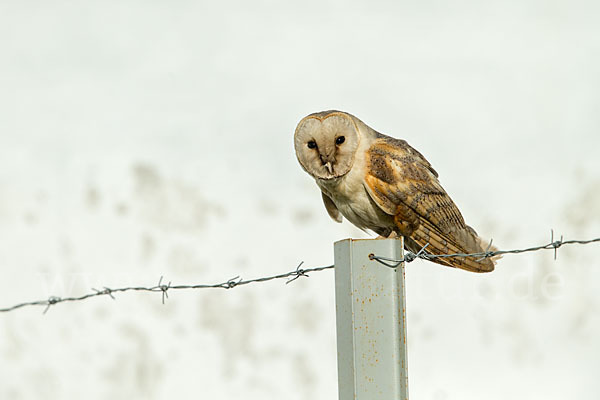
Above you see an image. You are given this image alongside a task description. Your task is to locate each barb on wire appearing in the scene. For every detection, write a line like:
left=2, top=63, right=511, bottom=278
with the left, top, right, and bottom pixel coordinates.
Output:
left=369, top=231, right=600, bottom=269
left=0, top=263, right=334, bottom=314
left=92, top=287, right=115, bottom=300
left=221, top=276, right=242, bottom=289
left=550, top=229, right=563, bottom=260
left=369, top=243, right=431, bottom=268
left=158, top=276, right=171, bottom=304
left=286, top=262, right=308, bottom=284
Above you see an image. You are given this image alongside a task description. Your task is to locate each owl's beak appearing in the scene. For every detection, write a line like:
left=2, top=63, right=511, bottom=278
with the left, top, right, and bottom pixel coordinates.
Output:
left=324, top=162, right=333, bottom=174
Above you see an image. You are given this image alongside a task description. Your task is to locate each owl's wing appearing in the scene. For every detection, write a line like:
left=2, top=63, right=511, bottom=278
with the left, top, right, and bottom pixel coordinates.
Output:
left=321, top=191, right=342, bottom=223
left=363, top=136, right=495, bottom=272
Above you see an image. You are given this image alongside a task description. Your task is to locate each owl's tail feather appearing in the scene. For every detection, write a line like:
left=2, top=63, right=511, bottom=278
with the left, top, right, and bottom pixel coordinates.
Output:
left=405, top=219, right=499, bottom=273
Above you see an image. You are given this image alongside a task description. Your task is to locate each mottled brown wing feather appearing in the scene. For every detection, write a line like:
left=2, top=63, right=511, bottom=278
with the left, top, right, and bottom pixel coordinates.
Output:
left=364, top=136, right=495, bottom=273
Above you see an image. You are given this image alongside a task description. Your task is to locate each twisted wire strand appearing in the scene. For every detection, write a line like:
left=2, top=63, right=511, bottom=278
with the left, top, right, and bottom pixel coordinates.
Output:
left=0, top=263, right=333, bottom=313
left=1, top=231, right=599, bottom=314
left=369, top=232, right=600, bottom=268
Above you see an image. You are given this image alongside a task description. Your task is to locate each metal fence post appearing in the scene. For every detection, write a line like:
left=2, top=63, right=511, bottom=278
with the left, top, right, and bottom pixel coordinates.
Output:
left=334, top=238, right=408, bottom=400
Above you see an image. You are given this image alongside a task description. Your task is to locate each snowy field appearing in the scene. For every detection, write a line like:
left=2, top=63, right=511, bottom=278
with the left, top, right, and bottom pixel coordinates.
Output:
left=1, top=1, right=599, bottom=399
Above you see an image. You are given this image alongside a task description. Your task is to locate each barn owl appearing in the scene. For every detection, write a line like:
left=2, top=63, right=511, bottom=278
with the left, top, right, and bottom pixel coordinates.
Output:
left=294, top=110, right=497, bottom=273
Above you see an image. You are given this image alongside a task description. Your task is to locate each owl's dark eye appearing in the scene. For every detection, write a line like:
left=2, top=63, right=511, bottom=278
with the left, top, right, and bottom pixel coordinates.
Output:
left=307, top=141, right=317, bottom=149
left=336, top=136, right=346, bottom=145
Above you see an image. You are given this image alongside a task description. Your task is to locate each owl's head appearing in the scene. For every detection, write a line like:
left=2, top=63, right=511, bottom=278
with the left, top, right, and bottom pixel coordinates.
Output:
left=294, top=111, right=362, bottom=180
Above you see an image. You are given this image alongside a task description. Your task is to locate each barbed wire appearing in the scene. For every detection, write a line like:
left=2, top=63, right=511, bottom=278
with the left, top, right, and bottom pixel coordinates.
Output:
left=1, top=231, right=599, bottom=314
left=369, top=230, right=600, bottom=267
left=0, top=263, right=333, bottom=314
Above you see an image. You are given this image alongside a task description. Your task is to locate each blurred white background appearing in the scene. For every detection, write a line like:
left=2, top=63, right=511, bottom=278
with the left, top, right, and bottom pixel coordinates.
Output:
left=1, top=0, right=599, bottom=399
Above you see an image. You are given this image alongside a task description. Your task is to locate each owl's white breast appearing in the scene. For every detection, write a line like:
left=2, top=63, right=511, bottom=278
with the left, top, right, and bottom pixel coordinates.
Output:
left=316, top=145, right=392, bottom=233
